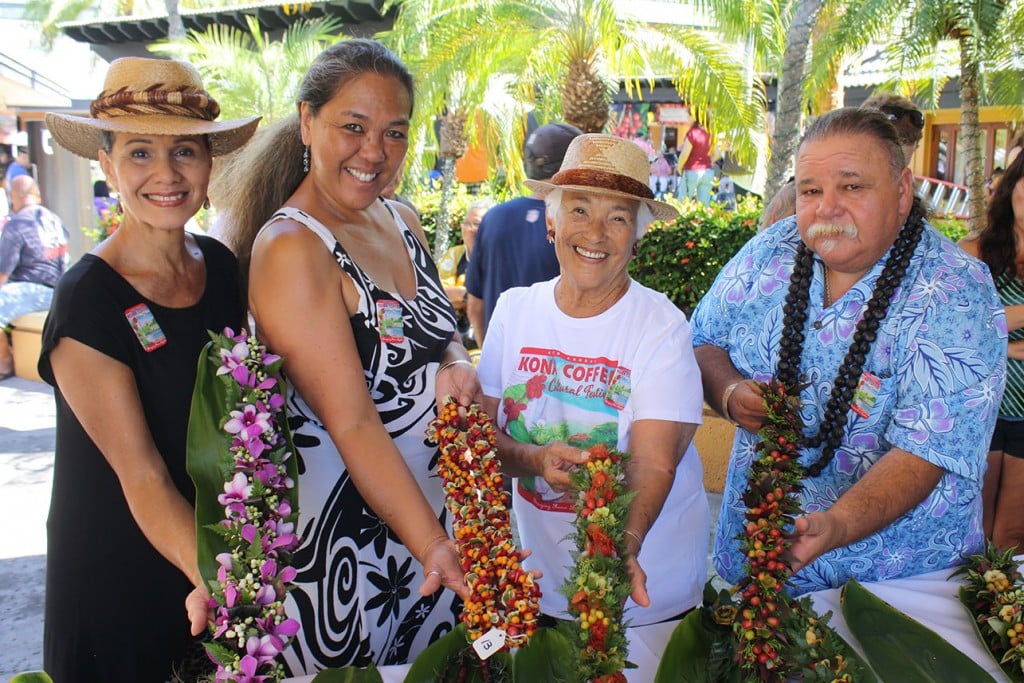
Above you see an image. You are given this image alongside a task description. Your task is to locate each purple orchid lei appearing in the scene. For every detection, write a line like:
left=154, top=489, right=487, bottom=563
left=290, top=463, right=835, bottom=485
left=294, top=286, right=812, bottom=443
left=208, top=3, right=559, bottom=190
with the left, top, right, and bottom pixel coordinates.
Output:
left=205, top=328, right=300, bottom=682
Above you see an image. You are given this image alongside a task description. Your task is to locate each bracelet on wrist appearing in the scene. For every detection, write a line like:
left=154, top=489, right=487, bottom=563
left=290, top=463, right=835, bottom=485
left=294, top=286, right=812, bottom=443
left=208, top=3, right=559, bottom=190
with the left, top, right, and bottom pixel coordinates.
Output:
left=721, top=381, right=741, bottom=424
left=437, top=358, right=474, bottom=376
left=419, top=534, right=448, bottom=562
left=623, top=529, right=644, bottom=554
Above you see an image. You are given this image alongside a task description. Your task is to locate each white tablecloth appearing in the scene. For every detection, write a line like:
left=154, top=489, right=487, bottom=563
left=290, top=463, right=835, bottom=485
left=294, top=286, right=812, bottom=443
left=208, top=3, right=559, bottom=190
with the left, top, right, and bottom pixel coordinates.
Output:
left=809, top=566, right=1010, bottom=682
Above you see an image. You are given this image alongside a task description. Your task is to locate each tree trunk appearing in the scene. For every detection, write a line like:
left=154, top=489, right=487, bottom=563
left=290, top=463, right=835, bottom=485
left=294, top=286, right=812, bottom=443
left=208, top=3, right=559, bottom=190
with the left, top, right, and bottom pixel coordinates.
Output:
left=435, top=156, right=457, bottom=262
left=959, top=33, right=985, bottom=235
left=764, top=0, right=824, bottom=203
left=165, top=0, right=185, bottom=39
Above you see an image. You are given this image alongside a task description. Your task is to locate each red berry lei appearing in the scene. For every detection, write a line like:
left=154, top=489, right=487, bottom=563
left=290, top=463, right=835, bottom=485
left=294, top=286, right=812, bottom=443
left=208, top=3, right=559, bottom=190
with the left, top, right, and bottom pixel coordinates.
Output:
left=428, top=399, right=541, bottom=647
left=733, top=379, right=862, bottom=681
left=563, top=443, right=636, bottom=683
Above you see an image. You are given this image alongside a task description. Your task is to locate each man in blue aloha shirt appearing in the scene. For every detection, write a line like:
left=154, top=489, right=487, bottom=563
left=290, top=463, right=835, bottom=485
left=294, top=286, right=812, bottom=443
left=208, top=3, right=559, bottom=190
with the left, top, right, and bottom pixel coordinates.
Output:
left=692, top=107, right=1007, bottom=596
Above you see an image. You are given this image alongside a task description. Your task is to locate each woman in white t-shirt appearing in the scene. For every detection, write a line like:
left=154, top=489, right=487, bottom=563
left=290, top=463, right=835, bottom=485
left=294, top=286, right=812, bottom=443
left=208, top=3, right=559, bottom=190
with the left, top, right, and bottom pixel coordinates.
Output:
left=477, top=134, right=710, bottom=681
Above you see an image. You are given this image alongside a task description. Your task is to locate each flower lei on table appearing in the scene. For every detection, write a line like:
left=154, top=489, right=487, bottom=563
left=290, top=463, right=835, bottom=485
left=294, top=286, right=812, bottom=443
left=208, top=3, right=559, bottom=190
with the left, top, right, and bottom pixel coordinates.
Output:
left=705, top=379, right=866, bottom=682
left=563, top=443, right=636, bottom=683
left=189, top=328, right=301, bottom=682
left=958, top=543, right=1024, bottom=681
left=426, top=399, right=541, bottom=679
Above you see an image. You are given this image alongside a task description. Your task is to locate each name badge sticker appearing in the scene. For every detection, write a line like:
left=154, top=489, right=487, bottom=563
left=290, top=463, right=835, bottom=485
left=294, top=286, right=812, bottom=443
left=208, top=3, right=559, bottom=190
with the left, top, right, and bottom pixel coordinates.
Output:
left=850, top=371, right=882, bottom=419
left=124, top=303, right=167, bottom=352
left=376, top=299, right=405, bottom=344
left=604, top=367, right=632, bottom=411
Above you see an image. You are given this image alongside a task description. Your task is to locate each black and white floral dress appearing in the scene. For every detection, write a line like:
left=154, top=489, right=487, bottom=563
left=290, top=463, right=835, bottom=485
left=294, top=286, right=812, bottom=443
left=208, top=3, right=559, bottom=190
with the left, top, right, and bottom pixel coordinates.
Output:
left=262, top=203, right=460, bottom=674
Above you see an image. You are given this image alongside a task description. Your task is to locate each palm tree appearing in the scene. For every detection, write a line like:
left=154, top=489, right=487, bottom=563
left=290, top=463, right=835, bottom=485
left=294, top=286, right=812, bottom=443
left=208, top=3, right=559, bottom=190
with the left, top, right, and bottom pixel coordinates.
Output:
left=807, top=0, right=1024, bottom=234
left=381, top=0, right=764, bottom=255
left=151, top=15, right=344, bottom=124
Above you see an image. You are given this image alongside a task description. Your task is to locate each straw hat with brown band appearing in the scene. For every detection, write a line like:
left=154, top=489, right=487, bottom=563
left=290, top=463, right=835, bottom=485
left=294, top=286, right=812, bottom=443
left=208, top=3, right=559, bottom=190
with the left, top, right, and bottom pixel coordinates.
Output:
left=45, top=57, right=261, bottom=160
left=525, top=133, right=679, bottom=236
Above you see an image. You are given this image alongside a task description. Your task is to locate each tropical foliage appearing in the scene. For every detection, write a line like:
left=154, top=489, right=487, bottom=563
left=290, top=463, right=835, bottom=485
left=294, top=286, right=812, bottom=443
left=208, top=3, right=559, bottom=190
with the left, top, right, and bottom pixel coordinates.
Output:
left=151, top=15, right=344, bottom=124
left=380, top=0, right=766, bottom=199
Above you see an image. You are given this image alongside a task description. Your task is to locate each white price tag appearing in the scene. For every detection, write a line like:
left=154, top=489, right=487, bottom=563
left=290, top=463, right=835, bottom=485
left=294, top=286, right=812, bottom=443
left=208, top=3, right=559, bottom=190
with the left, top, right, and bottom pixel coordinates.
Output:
left=472, top=627, right=507, bottom=660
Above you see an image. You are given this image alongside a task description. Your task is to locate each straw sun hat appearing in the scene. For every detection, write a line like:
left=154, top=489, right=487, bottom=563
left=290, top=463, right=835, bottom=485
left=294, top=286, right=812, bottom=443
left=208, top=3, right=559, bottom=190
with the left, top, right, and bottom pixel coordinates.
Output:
left=525, top=133, right=679, bottom=226
left=46, top=57, right=260, bottom=160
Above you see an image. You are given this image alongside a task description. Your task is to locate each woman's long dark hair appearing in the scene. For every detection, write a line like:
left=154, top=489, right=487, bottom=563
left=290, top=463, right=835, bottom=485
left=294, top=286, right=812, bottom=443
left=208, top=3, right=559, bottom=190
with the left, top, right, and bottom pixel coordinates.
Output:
left=980, top=148, right=1024, bottom=279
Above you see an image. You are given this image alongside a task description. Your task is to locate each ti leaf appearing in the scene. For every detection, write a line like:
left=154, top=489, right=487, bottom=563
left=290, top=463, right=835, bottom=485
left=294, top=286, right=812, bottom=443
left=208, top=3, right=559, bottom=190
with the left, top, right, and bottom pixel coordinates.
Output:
left=513, top=626, right=573, bottom=682
left=842, top=578, right=997, bottom=682
left=654, top=609, right=713, bottom=683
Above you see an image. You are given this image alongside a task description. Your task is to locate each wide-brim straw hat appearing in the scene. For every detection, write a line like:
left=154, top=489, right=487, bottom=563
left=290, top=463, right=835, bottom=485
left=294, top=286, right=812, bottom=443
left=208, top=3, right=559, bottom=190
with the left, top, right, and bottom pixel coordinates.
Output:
left=45, top=57, right=260, bottom=160
left=525, top=133, right=679, bottom=230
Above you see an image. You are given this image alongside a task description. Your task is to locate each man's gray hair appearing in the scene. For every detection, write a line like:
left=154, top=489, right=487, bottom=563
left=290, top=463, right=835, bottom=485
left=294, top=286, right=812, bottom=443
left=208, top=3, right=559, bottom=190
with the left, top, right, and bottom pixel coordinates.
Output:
left=798, top=107, right=906, bottom=179
left=544, top=187, right=655, bottom=238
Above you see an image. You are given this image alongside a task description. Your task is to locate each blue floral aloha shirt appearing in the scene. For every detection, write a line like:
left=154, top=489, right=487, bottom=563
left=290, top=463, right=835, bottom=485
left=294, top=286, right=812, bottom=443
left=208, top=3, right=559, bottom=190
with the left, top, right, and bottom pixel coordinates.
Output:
left=691, top=217, right=1008, bottom=595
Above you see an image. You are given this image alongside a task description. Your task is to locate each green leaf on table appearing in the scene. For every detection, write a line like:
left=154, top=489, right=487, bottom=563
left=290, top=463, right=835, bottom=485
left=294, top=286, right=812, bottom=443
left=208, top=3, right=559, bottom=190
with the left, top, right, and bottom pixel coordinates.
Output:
left=8, top=673, right=53, bottom=683
left=654, top=609, right=713, bottom=683
left=513, top=626, right=573, bottom=682
left=842, top=578, right=997, bottom=682
left=312, top=665, right=384, bottom=683
left=404, top=623, right=472, bottom=683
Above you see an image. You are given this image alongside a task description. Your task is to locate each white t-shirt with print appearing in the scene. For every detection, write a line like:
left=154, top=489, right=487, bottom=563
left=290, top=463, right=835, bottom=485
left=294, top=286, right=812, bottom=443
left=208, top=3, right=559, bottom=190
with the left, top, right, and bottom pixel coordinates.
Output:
left=478, top=277, right=709, bottom=625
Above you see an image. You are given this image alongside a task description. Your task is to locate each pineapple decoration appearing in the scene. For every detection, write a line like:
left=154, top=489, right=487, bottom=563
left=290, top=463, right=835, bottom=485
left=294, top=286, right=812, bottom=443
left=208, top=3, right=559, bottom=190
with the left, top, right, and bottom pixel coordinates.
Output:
left=434, top=108, right=470, bottom=261
left=562, top=55, right=612, bottom=134
left=559, top=4, right=614, bottom=134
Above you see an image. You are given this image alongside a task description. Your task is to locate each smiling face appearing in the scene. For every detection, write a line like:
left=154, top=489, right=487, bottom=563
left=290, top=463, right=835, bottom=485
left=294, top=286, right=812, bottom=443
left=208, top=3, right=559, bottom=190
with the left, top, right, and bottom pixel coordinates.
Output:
left=98, top=132, right=212, bottom=232
left=300, top=72, right=412, bottom=213
left=550, top=189, right=638, bottom=305
left=795, top=132, right=913, bottom=278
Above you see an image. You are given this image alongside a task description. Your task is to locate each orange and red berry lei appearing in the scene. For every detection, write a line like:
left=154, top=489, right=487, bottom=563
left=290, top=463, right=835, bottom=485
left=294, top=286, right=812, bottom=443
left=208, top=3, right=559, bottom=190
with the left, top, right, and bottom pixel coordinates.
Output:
left=563, top=443, right=636, bottom=683
left=428, top=399, right=541, bottom=648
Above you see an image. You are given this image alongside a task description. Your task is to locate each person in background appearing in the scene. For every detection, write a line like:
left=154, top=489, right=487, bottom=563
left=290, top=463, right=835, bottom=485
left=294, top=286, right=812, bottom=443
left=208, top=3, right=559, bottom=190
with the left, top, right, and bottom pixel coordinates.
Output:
left=41, top=56, right=258, bottom=682
left=0, top=176, right=68, bottom=378
left=649, top=145, right=673, bottom=200
left=210, top=39, right=474, bottom=674
left=478, top=134, right=709, bottom=681
left=465, top=122, right=582, bottom=344
left=4, top=146, right=30, bottom=195
left=691, top=109, right=1006, bottom=672
left=676, top=110, right=714, bottom=205
left=437, top=198, right=494, bottom=352
left=958, top=150, right=1024, bottom=550
left=987, top=167, right=1005, bottom=204
left=862, top=92, right=924, bottom=166
left=92, top=178, right=116, bottom=217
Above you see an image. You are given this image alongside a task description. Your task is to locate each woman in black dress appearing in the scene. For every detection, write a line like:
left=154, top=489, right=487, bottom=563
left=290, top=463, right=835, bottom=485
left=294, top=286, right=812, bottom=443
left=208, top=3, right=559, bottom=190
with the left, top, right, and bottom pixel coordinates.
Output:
left=40, top=58, right=259, bottom=682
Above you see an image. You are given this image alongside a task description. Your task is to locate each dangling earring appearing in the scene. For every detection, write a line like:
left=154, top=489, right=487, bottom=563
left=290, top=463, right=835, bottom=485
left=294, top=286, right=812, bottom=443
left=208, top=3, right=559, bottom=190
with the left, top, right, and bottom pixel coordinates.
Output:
left=546, top=230, right=555, bottom=244
left=203, top=197, right=211, bottom=210
left=303, top=145, right=310, bottom=174
left=115, top=200, right=123, bottom=215
left=631, top=242, right=639, bottom=257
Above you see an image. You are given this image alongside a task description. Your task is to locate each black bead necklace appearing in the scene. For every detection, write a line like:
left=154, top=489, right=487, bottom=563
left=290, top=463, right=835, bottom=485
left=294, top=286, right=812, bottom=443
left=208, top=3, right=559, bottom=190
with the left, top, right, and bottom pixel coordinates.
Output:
left=776, top=209, right=925, bottom=477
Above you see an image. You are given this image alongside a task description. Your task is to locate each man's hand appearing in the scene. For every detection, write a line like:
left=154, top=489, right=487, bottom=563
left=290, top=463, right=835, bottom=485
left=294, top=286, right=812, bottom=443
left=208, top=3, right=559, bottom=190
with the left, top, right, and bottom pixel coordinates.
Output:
left=786, top=511, right=848, bottom=574
left=726, top=379, right=767, bottom=433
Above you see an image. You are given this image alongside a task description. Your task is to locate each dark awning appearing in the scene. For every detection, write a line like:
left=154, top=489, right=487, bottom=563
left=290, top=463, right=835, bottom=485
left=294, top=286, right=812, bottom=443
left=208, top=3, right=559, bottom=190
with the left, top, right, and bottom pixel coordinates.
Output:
left=61, top=0, right=393, bottom=46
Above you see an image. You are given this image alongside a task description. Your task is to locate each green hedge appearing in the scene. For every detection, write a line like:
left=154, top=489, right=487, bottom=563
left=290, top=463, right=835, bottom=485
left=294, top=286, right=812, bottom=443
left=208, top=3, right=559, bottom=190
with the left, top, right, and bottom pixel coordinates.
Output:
left=630, top=196, right=762, bottom=316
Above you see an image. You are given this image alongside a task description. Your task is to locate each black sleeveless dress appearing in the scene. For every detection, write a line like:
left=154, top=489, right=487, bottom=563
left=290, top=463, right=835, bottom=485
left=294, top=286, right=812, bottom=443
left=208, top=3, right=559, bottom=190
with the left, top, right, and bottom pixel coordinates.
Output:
left=39, top=235, right=245, bottom=683
left=258, top=203, right=461, bottom=674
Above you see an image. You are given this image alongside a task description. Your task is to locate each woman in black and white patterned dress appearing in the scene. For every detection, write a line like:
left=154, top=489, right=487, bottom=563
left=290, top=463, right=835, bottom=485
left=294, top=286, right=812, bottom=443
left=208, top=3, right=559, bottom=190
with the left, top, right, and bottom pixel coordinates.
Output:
left=212, top=40, right=477, bottom=674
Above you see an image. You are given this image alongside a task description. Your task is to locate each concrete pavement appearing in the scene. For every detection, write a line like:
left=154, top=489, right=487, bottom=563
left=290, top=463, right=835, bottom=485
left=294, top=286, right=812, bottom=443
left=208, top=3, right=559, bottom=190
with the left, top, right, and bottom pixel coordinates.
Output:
left=0, top=376, right=54, bottom=680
